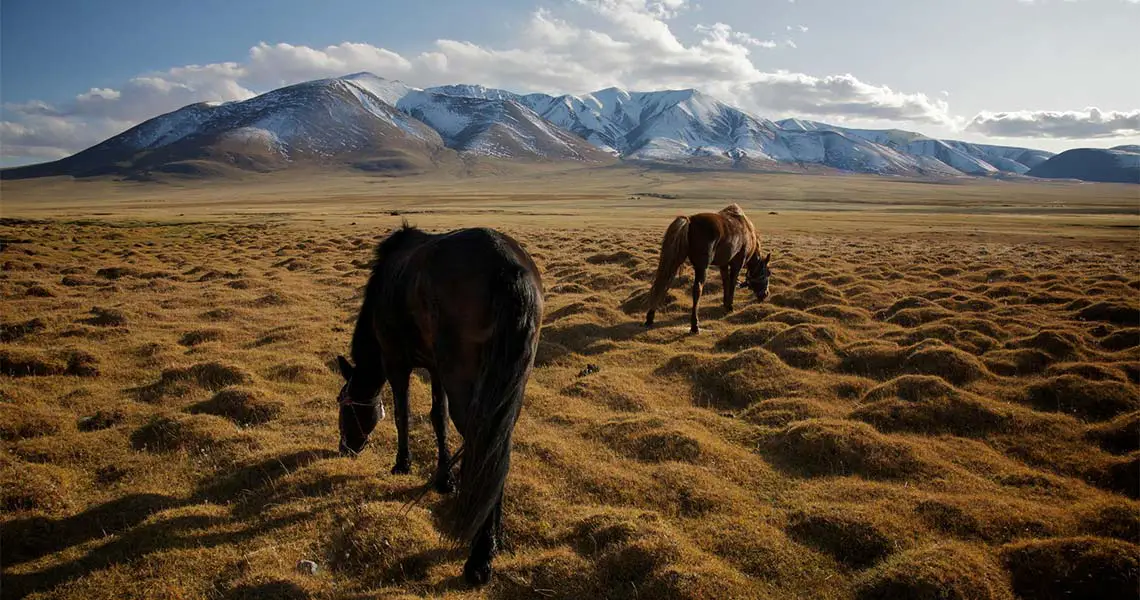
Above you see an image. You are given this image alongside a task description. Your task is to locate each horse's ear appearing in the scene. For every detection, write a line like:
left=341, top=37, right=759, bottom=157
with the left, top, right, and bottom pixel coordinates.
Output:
left=337, top=355, right=354, bottom=381
left=763, top=252, right=772, bottom=264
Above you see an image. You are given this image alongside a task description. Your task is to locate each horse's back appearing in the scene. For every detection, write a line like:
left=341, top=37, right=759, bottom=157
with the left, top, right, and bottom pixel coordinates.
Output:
left=687, top=212, right=730, bottom=246
left=412, top=228, right=542, bottom=340
left=428, top=228, right=541, bottom=292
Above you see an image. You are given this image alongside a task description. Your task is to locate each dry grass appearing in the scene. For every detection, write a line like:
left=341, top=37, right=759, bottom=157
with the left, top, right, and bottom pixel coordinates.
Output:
left=1, top=167, right=1138, bottom=599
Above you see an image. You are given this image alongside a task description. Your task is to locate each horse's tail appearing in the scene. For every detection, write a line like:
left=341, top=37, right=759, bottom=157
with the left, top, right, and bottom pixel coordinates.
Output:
left=646, top=216, right=690, bottom=313
left=454, top=267, right=541, bottom=542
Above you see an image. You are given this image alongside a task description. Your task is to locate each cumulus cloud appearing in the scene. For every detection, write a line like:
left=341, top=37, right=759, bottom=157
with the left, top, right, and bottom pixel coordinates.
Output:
left=1019, top=0, right=1139, bottom=4
left=738, top=72, right=955, bottom=124
left=0, top=115, right=135, bottom=159
left=0, top=0, right=1045, bottom=162
left=965, top=108, right=1140, bottom=139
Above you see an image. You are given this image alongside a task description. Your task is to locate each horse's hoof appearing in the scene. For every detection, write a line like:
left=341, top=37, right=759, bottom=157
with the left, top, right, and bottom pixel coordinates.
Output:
left=463, top=558, right=493, bottom=586
left=391, top=461, right=411, bottom=475
left=433, top=473, right=455, bottom=494
left=690, top=326, right=700, bottom=335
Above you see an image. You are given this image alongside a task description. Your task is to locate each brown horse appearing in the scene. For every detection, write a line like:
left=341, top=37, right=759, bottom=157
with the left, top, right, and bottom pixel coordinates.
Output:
left=335, top=222, right=543, bottom=586
left=644, top=204, right=771, bottom=333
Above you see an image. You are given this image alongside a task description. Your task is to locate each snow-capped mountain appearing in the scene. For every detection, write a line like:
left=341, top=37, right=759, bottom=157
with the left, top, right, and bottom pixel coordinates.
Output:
left=4, top=75, right=452, bottom=178
left=9, top=71, right=1126, bottom=184
left=397, top=90, right=610, bottom=161
left=423, top=83, right=1042, bottom=177
left=777, top=119, right=1054, bottom=175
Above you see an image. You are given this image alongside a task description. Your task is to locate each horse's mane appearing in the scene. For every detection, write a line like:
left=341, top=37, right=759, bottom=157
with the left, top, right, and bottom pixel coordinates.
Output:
left=719, top=203, right=747, bottom=218
left=371, top=220, right=427, bottom=274
left=353, top=220, right=428, bottom=365
left=718, top=203, right=762, bottom=257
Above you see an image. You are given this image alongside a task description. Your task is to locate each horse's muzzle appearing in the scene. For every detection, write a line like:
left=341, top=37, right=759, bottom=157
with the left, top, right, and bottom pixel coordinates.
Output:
left=339, top=438, right=368, bottom=457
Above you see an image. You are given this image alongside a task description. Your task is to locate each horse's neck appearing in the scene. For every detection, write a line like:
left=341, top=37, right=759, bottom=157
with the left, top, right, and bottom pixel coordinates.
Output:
left=351, top=277, right=386, bottom=369
left=721, top=213, right=757, bottom=247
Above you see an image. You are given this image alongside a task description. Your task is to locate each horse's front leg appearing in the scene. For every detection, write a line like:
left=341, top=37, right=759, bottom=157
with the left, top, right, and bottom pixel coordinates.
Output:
left=690, top=263, right=707, bottom=334
left=720, top=265, right=734, bottom=313
left=387, top=369, right=412, bottom=475
left=726, top=261, right=742, bottom=313
left=429, top=371, right=454, bottom=493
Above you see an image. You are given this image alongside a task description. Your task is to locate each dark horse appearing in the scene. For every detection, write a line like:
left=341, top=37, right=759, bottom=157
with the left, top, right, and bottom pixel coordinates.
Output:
left=644, top=203, right=771, bottom=333
left=334, top=222, right=543, bottom=586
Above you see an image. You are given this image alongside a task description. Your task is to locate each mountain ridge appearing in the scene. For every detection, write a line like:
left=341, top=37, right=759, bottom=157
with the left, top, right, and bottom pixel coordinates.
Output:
left=3, top=72, right=1135, bottom=183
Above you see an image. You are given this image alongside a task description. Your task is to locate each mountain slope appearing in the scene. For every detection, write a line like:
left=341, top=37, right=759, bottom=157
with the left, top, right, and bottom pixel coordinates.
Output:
left=1027, top=148, right=1140, bottom=184
left=398, top=91, right=611, bottom=161
left=777, top=119, right=1055, bottom=175
left=5, top=71, right=1122, bottom=183
left=2, top=76, right=451, bottom=179
left=436, top=84, right=938, bottom=175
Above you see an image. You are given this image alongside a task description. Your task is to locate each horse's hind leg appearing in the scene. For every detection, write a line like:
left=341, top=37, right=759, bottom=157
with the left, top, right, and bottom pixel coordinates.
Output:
left=463, top=497, right=503, bottom=586
left=388, top=369, right=412, bottom=475
left=720, top=265, right=733, bottom=313
left=429, top=371, right=454, bottom=493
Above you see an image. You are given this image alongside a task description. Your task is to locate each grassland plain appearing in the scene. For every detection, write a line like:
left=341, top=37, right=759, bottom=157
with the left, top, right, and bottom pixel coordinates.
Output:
left=1, top=166, right=1139, bottom=600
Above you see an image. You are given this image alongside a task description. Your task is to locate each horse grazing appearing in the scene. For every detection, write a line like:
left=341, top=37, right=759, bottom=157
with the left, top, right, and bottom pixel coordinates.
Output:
left=644, top=204, right=771, bottom=333
left=335, top=222, right=543, bottom=586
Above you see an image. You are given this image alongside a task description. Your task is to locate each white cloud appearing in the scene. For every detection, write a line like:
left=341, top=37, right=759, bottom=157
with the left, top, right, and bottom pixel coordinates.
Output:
left=1018, top=0, right=1139, bottom=4
left=7, top=0, right=1105, bottom=162
left=965, top=108, right=1140, bottom=138
left=0, top=115, right=135, bottom=159
left=696, top=23, right=777, bottom=48
left=736, top=72, right=956, bottom=125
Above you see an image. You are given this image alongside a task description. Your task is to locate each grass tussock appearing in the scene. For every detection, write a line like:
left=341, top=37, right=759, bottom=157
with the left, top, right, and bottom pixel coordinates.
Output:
left=128, top=413, right=244, bottom=453
left=658, top=348, right=819, bottom=409
left=786, top=505, right=910, bottom=569
left=188, top=387, right=283, bottom=426
left=855, top=542, right=1014, bottom=600
left=178, top=328, right=225, bottom=346
left=134, top=361, right=252, bottom=402
left=1, top=461, right=81, bottom=513
left=852, top=375, right=1041, bottom=438
left=562, top=370, right=655, bottom=412
left=327, top=501, right=440, bottom=585
left=0, top=317, right=46, bottom=343
left=1000, top=536, right=1140, bottom=600
left=0, top=404, right=63, bottom=440
left=1024, top=375, right=1139, bottom=421
left=81, top=307, right=127, bottom=327
left=0, top=214, right=1136, bottom=599
left=762, top=419, right=944, bottom=480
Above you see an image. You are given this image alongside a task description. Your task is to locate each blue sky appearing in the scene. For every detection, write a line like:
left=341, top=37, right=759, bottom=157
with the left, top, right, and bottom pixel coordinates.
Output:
left=3, top=0, right=1138, bottom=165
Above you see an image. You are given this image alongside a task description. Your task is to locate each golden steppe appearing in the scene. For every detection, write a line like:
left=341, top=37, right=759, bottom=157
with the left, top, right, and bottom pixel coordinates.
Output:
left=2, top=165, right=1138, bottom=600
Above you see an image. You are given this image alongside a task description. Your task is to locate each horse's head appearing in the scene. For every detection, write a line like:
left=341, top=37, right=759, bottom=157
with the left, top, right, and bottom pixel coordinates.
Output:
left=743, top=252, right=772, bottom=301
left=335, top=355, right=385, bottom=456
